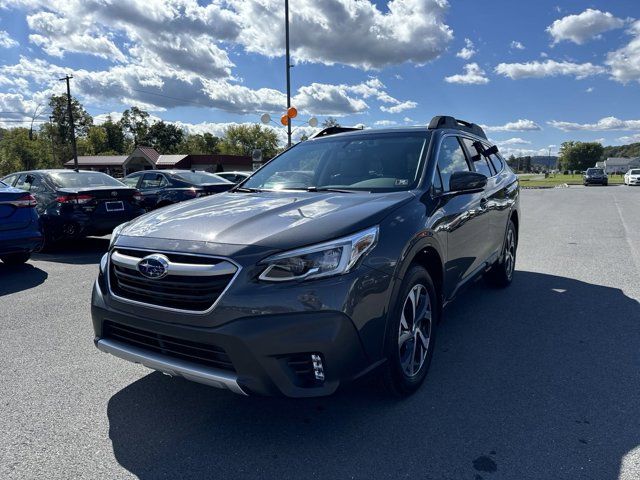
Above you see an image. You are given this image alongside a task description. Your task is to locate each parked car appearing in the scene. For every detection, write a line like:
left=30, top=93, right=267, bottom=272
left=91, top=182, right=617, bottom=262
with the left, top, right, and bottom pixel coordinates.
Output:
left=1, top=170, right=145, bottom=248
left=216, top=171, right=251, bottom=184
left=121, top=170, right=233, bottom=210
left=623, top=169, right=640, bottom=186
left=583, top=168, right=608, bottom=186
left=92, top=116, right=520, bottom=398
left=0, top=180, right=42, bottom=265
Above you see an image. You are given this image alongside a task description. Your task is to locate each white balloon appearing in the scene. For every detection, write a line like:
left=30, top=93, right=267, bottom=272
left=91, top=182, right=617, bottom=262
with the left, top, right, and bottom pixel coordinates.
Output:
left=260, top=113, right=271, bottom=124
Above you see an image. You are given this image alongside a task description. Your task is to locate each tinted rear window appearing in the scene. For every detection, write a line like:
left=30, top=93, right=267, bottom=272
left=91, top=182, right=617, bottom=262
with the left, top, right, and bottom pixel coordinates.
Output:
left=587, top=169, right=604, bottom=174
left=49, top=172, right=125, bottom=188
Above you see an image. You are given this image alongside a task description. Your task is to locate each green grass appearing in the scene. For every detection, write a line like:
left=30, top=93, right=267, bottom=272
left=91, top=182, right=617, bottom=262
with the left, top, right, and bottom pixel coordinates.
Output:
left=517, top=174, right=625, bottom=188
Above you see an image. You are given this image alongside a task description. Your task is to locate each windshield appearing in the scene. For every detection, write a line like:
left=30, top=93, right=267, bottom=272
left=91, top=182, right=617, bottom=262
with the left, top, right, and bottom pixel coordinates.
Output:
left=50, top=171, right=125, bottom=188
left=587, top=168, right=604, bottom=175
left=172, top=171, right=231, bottom=184
left=630, top=169, right=640, bottom=175
left=0, top=181, right=7, bottom=189
left=243, top=132, right=430, bottom=192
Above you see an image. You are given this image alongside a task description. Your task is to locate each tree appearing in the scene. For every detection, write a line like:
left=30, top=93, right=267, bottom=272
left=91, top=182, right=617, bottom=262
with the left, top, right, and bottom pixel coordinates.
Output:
left=0, top=128, right=43, bottom=173
left=322, top=117, right=340, bottom=128
left=178, top=133, right=221, bottom=154
left=49, top=94, right=93, bottom=163
left=120, top=107, right=150, bottom=146
left=558, top=141, right=604, bottom=171
left=143, top=121, right=185, bottom=153
left=102, top=115, right=126, bottom=154
left=219, top=124, right=279, bottom=158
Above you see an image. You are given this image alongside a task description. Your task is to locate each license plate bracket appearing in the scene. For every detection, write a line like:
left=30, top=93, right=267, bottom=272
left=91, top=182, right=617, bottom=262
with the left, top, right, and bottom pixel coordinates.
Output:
left=105, top=201, right=124, bottom=212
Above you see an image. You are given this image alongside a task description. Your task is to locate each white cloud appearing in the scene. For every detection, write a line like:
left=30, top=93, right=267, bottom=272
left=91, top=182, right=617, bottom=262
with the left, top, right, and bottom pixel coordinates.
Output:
left=380, top=100, right=418, bottom=114
left=0, top=30, right=19, bottom=48
left=586, top=87, right=594, bottom=93
left=482, top=119, right=542, bottom=132
left=618, top=133, right=640, bottom=144
left=374, top=120, right=397, bottom=126
left=606, top=20, right=640, bottom=84
left=510, top=41, right=525, bottom=50
left=547, top=9, right=626, bottom=45
left=496, top=137, right=532, bottom=146
left=548, top=116, right=640, bottom=131
left=456, top=38, right=476, bottom=60
left=0, top=92, right=41, bottom=128
left=403, top=116, right=414, bottom=123
left=495, top=60, right=605, bottom=79
left=235, top=0, right=454, bottom=69
left=444, top=63, right=489, bottom=85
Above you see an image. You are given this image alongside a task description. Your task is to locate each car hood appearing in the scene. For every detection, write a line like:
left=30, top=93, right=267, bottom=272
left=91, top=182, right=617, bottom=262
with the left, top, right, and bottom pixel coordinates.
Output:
left=119, top=190, right=415, bottom=249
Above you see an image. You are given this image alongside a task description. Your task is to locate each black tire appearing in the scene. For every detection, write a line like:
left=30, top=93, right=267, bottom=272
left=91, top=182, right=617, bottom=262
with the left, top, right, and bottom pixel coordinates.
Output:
left=0, top=252, right=30, bottom=265
left=381, top=265, right=438, bottom=397
left=486, top=219, right=517, bottom=288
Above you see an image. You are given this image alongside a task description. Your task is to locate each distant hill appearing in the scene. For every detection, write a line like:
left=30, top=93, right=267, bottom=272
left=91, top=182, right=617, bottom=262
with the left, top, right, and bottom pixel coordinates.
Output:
left=530, top=156, right=558, bottom=168
left=602, top=142, right=640, bottom=159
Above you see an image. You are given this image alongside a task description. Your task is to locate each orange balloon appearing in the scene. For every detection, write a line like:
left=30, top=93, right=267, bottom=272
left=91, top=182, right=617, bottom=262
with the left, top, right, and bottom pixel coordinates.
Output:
left=287, top=106, right=298, bottom=119
left=280, top=114, right=289, bottom=126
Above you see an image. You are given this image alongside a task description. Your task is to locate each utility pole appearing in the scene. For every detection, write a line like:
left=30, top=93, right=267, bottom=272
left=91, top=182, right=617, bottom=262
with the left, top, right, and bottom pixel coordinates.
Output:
left=285, top=0, right=292, bottom=148
left=49, top=115, right=56, bottom=164
left=60, top=75, right=78, bottom=171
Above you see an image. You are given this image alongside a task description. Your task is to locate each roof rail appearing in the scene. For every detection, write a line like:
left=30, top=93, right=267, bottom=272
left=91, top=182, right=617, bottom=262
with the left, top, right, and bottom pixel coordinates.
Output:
left=428, top=115, right=487, bottom=140
left=310, top=125, right=364, bottom=139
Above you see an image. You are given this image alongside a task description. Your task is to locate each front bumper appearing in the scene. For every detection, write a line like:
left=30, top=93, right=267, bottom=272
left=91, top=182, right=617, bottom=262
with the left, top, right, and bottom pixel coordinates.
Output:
left=92, top=281, right=371, bottom=397
left=627, top=178, right=640, bottom=185
left=584, top=178, right=607, bottom=184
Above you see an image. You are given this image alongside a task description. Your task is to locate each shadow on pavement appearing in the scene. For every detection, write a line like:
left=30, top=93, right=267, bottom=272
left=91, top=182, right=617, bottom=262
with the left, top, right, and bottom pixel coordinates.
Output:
left=32, top=236, right=109, bottom=265
left=106, top=271, right=640, bottom=480
left=0, top=262, right=48, bottom=296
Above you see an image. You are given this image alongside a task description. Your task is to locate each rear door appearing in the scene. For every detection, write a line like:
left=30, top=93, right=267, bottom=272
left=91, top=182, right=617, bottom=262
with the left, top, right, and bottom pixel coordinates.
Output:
left=139, top=172, right=168, bottom=209
left=436, top=135, right=490, bottom=295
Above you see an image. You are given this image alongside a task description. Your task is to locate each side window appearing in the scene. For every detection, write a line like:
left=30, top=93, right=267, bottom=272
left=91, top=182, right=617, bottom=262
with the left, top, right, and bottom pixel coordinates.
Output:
left=122, top=175, right=140, bottom=188
left=14, top=174, right=33, bottom=190
left=140, top=173, right=166, bottom=189
left=488, top=153, right=504, bottom=173
left=28, top=176, right=47, bottom=194
left=462, top=138, right=493, bottom=177
left=2, top=174, right=18, bottom=186
left=437, top=136, right=470, bottom=191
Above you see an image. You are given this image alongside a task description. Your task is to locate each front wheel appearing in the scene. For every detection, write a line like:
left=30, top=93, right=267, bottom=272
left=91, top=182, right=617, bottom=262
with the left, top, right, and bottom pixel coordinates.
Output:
left=0, top=252, right=31, bottom=265
left=486, top=219, right=517, bottom=288
left=381, top=265, right=438, bottom=397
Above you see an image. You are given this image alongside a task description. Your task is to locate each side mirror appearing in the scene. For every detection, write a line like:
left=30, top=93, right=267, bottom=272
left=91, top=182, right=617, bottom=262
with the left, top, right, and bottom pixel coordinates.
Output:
left=449, top=171, right=487, bottom=193
left=483, top=145, right=499, bottom=156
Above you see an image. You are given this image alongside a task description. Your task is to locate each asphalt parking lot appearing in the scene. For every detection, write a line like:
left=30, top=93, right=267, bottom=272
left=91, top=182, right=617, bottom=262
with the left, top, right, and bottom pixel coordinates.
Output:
left=1, top=186, right=639, bottom=480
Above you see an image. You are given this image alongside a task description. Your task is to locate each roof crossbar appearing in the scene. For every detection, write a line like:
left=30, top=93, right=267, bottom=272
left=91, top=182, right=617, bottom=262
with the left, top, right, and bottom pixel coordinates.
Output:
left=428, top=115, right=487, bottom=139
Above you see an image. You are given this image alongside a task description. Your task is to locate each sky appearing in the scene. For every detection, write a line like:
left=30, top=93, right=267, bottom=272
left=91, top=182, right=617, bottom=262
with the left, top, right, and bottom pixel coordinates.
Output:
left=0, top=0, right=639, bottom=156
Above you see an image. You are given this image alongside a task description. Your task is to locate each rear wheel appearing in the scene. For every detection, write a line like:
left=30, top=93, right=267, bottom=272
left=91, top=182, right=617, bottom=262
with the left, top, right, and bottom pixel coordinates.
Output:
left=486, top=219, right=517, bottom=288
left=0, top=252, right=30, bottom=265
left=381, top=265, right=438, bottom=397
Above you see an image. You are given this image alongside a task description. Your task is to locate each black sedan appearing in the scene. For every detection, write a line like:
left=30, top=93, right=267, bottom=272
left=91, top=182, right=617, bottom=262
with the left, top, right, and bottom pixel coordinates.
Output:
left=1, top=170, right=145, bottom=247
left=583, top=168, right=608, bottom=186
left=122, top=170, right=233, bottom=210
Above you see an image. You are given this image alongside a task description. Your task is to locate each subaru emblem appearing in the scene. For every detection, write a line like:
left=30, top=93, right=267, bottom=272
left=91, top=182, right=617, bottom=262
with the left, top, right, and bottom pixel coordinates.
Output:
left=137, top=254, right=170, bottom=279
left=111, top=191, right=118, bottom=197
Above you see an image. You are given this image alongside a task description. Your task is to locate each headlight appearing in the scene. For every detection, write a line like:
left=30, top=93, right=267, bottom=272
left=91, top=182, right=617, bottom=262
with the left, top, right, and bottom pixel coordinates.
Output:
left=259, top=226, right=379, bottom=282
left=109, top=222, right=128, bottom=250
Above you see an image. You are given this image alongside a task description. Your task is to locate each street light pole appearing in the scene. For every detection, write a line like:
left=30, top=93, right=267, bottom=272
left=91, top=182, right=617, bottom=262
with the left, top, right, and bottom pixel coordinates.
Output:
left=285, top=0, right=292, bottom=148
left=60, top=75, right=78, bottom=171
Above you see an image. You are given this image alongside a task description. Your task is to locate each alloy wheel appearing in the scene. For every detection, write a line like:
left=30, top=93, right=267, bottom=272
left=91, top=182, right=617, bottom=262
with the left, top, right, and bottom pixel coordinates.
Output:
left=504, top=228, right=516, bottom=280
left=398, top=284, right=432, bottom=377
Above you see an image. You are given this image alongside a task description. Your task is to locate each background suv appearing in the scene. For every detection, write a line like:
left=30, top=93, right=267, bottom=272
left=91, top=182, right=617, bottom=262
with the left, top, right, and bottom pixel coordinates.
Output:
left=92, top=116, right=520, bottom=398
left=583, top=168, right=608, bottom=186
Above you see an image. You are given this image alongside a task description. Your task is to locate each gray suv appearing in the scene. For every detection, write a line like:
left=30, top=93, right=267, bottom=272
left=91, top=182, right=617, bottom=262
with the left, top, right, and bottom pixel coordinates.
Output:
left=92, top=116, right=520, bottom=397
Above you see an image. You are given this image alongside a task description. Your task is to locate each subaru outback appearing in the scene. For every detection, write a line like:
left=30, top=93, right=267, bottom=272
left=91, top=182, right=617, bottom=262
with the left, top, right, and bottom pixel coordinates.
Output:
left=92, top=116, right=520, bottom=397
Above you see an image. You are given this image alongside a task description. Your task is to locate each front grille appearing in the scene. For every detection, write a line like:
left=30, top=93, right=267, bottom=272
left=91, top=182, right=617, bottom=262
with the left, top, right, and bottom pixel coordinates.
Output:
left=103, top=321, right=235, bottom=372
left=108, top=248, right=237, bottom=313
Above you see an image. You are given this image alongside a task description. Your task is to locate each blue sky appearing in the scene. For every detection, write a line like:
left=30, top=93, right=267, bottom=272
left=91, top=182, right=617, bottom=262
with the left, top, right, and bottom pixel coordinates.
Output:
left=0, top=0, right=639, bottom=155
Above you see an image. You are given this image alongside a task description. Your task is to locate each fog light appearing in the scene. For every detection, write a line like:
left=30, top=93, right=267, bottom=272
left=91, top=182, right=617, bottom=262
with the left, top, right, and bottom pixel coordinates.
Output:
left=311, top=354, right=325, bottom=381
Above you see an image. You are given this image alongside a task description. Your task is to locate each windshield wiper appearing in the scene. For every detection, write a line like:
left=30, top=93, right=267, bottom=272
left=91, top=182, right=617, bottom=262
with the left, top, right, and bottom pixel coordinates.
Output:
left=232, top=187, right=264, bottom=193
left=306, top=186, right=361, bottom=193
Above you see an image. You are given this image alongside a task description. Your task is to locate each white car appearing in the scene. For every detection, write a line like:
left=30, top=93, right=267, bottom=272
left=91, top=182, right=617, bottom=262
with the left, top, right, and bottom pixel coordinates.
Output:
left=624, top=169, right=640, bottom=186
